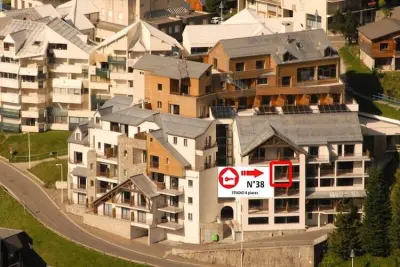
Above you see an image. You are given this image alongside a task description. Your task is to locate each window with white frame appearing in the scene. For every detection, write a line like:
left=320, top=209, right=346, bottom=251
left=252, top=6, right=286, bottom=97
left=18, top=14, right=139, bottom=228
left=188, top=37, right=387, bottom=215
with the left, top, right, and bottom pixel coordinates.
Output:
left=77, top=193, right=86, bottom=205
left=108, top=10, right=113, bottom=19
left=184, top=139, right=187, bottom=146
left=173, top=137, right=177, bottom=144
left=174, top=25, right=180, bottom=33
left=104, top=203, right=113, bottom=216
left=121, top=207, right=130, bottom=220
left=306, top=14, right=321, bottom=28
left=188, top=213, right=193, bottom=220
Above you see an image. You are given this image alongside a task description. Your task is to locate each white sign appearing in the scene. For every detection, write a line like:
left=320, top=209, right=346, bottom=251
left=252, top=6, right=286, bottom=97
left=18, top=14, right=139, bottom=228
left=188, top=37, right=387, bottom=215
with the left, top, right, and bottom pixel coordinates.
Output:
left=218, top=167, right=274, bottom=198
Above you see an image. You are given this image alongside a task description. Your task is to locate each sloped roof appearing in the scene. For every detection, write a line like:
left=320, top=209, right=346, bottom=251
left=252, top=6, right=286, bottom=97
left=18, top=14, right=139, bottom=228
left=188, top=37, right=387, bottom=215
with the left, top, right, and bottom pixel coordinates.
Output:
left=56, top=0, right=99, bottom=16
left=150, top=130, right=191, bottom=168
left=131, top=174, right=159, bottom=199
left=101, top=106, right=157, bottom=126
left=306, top=190, right=366, bottom=199
left=96, top=20, right=182, bottom=51
left=218, top=29, right=336, bottom=63
left=0, top=4, right=61, bottom=21
left=133, top=54, right=211, bottom=79
left=236, top=113, right=363, bottom=156
left=156, top=113, right=212, bottom=139
left=358, top=18, right=400, bottom=40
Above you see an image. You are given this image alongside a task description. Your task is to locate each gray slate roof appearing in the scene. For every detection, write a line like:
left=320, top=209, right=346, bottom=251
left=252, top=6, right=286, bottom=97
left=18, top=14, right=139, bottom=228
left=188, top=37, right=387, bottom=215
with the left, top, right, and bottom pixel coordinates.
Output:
left=131, top=173, right=159, bottom=199
left=236, top=113, right=363, bottom=156
left=144, top=1, right=191, bottom=20
left=101, top=106, right=157, bottom=126
left=218, top=29, right=337, bottom=63
left=133, top=54, right=211, bottom=79
left=150, top=130, right=191, bottom=167
left=306, top=190, right=366, bottom=199
left=358, top=18, right=400, bottom=40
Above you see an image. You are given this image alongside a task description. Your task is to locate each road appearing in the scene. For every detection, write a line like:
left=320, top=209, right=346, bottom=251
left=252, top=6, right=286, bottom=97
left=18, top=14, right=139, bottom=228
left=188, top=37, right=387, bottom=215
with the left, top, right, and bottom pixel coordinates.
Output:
left=0, top=160, right=210, bottom=267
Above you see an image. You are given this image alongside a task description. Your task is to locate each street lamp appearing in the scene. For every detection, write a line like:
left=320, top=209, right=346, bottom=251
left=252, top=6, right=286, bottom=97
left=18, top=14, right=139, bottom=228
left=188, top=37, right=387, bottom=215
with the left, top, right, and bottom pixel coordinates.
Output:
left=350, top=249, right=355, bottom=267
left=55, top=164, right=64, bottom=203
left=28, top=132, right=31, bottom=169
left=219, top=1, right=224, bottom=24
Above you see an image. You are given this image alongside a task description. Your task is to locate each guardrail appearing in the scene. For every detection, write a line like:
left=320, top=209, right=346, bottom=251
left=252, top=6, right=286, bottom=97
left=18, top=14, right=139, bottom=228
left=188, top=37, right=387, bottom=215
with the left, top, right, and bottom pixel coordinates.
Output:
left=9, top=149, right=68, bottom=163
left=373, top=93, right=400, bottom=106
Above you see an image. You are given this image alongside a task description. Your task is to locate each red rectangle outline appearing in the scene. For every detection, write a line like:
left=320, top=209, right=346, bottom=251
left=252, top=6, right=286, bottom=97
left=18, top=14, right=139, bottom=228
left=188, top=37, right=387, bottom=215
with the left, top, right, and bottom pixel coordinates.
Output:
left=269, top=160, right=293, bottom=188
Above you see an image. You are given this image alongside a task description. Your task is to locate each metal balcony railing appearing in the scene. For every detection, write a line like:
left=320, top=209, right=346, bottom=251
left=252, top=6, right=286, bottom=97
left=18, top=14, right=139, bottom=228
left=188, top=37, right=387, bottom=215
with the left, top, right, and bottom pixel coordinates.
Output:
left=95, top=68, right=110, bottom=79
left=150, top=160, right=159, bottom=169
left=134, top=132, right=147, bottom=140
left=0, top=122, right=20, bottom=133
left=108, top=56, right=127, bottom=65
left=0, top=108, right=20, bottom=119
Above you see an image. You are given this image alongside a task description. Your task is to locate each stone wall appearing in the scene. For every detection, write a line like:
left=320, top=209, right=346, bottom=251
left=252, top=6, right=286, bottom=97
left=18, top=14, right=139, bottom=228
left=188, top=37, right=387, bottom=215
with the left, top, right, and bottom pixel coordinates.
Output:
left=118, top=135, right=147, bottom=182
left=200, top=222, right=224, bottom=243
left=149, top=227, right=166, bottom=244
left=65, top=204, right=87, bottom=216
left=242, top=229, right=306, bottom=242
left=173, top=245, right=316, bottom=267
left=83, top=213, right=131, bottom=239
left=87, top=150, right=97, bottom=206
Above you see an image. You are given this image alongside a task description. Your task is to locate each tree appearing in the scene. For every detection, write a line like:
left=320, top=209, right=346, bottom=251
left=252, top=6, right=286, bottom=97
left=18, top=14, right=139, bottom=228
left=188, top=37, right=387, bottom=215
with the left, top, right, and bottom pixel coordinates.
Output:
left=361, top=167, right=392, bottom=257
left=390, top=169, right=400, bottom=255
left=328, top=206, right=362, bottom=260
left=343, top=11, right=358, bottom=44
left=379, top=0, right=387, bottom=8
left=331, top=10, right=345, bottom=34
left=205, top=0, right=221, bottom=13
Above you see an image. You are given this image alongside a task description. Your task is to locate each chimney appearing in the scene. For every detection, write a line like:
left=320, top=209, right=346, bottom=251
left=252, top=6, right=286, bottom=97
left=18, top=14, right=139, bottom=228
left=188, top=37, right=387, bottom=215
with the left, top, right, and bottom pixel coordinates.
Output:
left=141, top=100, right=145, bottom=109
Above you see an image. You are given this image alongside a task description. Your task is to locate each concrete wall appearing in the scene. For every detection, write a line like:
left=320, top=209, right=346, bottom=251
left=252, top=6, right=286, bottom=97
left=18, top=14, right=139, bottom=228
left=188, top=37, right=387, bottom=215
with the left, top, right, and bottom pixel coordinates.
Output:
left=149, top=227, right=166, bottom=244
left=65, top=204, right=87, bottom=216
left=131, top=226, right=148, bottom=239
left=360, top=50, right=375, bottom=70
left=200, top=222, right=223, bottom=243
left=172, top=244, right=320, bottom=267
left=83, top=213, right=131, bottom=239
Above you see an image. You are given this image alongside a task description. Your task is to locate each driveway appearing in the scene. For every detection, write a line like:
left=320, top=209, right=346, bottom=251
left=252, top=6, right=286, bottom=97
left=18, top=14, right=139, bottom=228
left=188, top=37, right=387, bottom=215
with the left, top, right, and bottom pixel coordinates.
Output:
left=0, top=160, right=213, bottom=267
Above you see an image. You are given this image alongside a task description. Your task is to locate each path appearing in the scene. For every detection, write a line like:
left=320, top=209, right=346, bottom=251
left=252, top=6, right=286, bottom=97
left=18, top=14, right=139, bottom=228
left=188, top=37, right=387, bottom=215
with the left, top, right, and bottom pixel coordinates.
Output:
left=0, top=160, right=215, bottom=267
left=12, top=155, right=68, bottom=171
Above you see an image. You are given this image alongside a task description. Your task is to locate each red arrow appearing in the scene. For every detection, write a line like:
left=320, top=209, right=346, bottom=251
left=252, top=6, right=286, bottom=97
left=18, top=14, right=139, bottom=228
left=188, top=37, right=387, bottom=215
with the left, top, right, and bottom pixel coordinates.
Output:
left=241, top=169, right=263, bottom=178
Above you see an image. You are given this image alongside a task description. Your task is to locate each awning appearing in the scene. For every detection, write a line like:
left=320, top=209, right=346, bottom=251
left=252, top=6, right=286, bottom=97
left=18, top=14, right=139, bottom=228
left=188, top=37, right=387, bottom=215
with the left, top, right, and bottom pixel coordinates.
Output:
left=306, top=190, right=366, bottom=199
left=71, top=167, right=88, bottom=177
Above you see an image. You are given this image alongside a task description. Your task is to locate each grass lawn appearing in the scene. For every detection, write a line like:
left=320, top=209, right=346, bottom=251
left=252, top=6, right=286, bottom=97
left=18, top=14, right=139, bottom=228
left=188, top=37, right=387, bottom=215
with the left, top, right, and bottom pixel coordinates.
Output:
left=339, top=45, right=371, bottom=74
left=0, top=133, right=5, bottom=144
left=29, top=159, right=68, bottom=188
left=0, top=131, right=70, bottom=160
left=321, top=253, right=399, bottom=267
left=0, top=188, right=144, bottom=267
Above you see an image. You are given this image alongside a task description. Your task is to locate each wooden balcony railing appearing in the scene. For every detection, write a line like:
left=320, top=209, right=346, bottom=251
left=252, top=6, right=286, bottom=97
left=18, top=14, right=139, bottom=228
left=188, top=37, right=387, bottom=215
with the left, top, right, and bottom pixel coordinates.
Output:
left=150, top=160, right=159, bottom=169
left=134, top=132, right=147, bottom=140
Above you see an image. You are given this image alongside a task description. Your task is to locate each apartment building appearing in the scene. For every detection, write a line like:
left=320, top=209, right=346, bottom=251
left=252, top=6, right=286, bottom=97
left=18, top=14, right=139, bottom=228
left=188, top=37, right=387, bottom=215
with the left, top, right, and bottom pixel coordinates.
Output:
left=11, top=0, right=67, bottom=9
left=132, top=54, right=216, bottom=118
left=229, top=113, right=369, bottom=235
left=280, top=0, right=376, bottom=32
left=237, top=0, right=282, bottom=18
left=358, top=18, right=400, bottom=71
left=0, top=18, right=95, bottom=132
left=67, top=96, right=219, bottom=244
left=206, top=29, right=349, bottom=112
left=89, top=21, right=182, bottom=109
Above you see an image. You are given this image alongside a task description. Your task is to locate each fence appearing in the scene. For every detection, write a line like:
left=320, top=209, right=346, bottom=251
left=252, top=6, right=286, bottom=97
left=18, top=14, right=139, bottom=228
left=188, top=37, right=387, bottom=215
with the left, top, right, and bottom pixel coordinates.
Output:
left=373, top=93, right=400, bottom=106
left=9, top=149, right=68, bottom=163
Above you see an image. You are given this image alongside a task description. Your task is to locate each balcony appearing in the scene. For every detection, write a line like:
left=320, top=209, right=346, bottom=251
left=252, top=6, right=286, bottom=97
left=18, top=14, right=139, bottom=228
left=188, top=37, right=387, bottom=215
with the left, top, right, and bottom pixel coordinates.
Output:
left=90, top=81, right=110, bottom=90
left=109, top=72, right=127, bottom=80
left=336, top=169, right=365, bottom=177
left=150, top=160, right=159, bottom=169
left=157, top=219, right=184, bottom=230
left=134, top=132, right=147, bottom=140
left=51, top=64, right=85, bottom=74
left=203, top=161, right=216, bottom=170
left=158, top=204, right=184, bottom=214
left=53, top=93, right=83, bottom=104
left=21, top=94, right=46, bottom=104
left=275, top=206, right=300, bottom=213
left=97, top=148, right=118, bottom=162
left=95, top=68, right=110, bottom=79
left=248, top=205, right=269, bottom=214
left=71, top=183, right=87, bottom=191
left=20, top=81, right=40, bottom=89
left=196, top=142, right=218, bottom=156
left=336, top=152, right=369, bottom=160
left=21, top=109, right=42, bottom=118
left=0, top=77, right=19, bottom=88
left=96, top=171, right=117, bottom=179
left=108, top=56, right=126, bottom=65
left=158, top=185, right=184, bottom=196
left=308, top=154, right=330, bottom=162
left=1, top=92, right=20, bottom=104
left=69, top=158, right=83, bottom=164
left=307, top=204, right=335, bottom=213
left=0, top=122, right=20, bottom=132
left=0, top=108, right=20, bottom=119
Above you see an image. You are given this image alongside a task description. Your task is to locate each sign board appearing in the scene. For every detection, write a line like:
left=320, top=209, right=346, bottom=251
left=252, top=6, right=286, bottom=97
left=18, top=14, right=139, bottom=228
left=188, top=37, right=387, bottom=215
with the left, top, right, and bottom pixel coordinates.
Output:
left=218, top=161, right=293, bottom=198
left=218, top=167, right=274, bottom=198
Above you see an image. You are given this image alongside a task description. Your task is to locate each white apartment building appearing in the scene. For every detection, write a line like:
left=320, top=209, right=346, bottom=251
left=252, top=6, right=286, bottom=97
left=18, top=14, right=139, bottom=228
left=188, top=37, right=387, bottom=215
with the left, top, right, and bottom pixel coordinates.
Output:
left=229, top=113, right=369, bottom=236
left=0, top=18, right=95, bottom=132
left=11, top=0, right=67, bottom=9
left=67, top=96, right=219, bottom=244
left=89, top=20, right=182, bottom=108
left=238, top=0, right=282, bottom=18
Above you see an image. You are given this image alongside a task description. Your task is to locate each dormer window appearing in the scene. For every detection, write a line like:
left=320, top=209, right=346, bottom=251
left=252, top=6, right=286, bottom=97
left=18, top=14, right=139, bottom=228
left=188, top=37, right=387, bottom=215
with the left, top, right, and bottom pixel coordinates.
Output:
left=33, top=41, right=41, bottom=46
left=296, top=42, right=303, bottom=49
left=283, top=52, right=296, bottom=62
left=95, top=117, right=100, bottom=124
left=324, top=47, right=337, bottom=57
left=75, top=133, right=81, bottom=140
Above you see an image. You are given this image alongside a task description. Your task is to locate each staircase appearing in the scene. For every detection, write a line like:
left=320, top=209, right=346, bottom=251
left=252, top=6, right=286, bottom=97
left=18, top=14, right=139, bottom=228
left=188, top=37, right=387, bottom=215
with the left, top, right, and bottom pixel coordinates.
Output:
left=226, top=74, right=247, bottom=90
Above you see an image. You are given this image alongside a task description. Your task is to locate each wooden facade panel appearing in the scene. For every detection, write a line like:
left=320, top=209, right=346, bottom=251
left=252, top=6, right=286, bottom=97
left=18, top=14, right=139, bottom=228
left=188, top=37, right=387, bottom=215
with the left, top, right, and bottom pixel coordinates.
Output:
left=207, top=43, right=230, bottom=72
left=147, top=133, right=184, bottom=178
left=371, top=39, right=396, bottom=58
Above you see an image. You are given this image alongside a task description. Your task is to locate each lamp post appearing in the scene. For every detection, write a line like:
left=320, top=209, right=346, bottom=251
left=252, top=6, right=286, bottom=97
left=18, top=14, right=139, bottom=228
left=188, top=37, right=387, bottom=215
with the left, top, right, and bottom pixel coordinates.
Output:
left=28, top=132, right=31, bottom=169
left=219, top=1, right=224, bottom=24
left=55, top=164, right=63, bottom=203
left=350, top=249, right=355, bottom=267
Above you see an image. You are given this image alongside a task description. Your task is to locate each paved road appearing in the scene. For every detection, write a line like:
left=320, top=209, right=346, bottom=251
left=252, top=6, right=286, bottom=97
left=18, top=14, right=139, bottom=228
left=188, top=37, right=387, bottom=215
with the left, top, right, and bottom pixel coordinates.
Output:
left=0, top=160, right=209, bottom=267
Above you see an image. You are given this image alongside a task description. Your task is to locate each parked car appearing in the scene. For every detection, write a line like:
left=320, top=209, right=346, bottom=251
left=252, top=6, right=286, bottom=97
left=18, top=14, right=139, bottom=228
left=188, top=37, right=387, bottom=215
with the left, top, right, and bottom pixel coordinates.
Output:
left=211, top=17, right=222, bottom=24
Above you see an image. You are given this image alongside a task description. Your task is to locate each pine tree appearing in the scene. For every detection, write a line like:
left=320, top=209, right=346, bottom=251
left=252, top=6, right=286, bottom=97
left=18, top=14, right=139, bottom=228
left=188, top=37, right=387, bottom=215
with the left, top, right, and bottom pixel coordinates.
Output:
left=390, top=169, right=400, bottom=255
left=205, top=0, right=221, bottom=13
left=328, top=206, right=362, bottom=260
left=331, top=10, right=345, bottom=35
left=361, top=167, right=392, bottom=257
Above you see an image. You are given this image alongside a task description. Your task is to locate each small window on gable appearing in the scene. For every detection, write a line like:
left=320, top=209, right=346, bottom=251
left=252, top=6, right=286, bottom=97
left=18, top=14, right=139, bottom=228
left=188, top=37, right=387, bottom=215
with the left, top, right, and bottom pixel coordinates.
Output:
left=296, top=42, right=303, bottom=49
left=75, top=133, right=80, bottom=140
left=324, top=47, right=337, bottom=57
left=96, top=117, right=100, bottom=124
left=124, top=150, right=128, bottom=157
left=184, top=139, right=188, bottom=146
left=173, top=137, right=177, bottom=144
left=33, top=41, right=41, bottom=46
left=283, top=52, right=296, bottom=62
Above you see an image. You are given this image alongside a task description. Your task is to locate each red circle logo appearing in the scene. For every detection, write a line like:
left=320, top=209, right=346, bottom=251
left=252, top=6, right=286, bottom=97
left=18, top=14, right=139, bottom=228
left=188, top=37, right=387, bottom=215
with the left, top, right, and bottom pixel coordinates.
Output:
left=218, top=167, right=239, bottom=189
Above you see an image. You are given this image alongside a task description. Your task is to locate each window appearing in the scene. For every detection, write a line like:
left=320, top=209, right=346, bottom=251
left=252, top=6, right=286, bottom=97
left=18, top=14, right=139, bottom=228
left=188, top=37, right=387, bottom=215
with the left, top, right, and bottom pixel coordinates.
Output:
left=188, top=180, right=193, bottom=187
left=261, top=96, right=271, bottom=105
left=173, top=137, right=177, bottom=144
left=380, top=43, right=389, bottom=51
left=168, top=26, right=173, bottom=34
left=309, top=146, right=319, bottom=156
left=121, top=208, right=130, bottom=220
left=77, top=193, right=86, bottom=205
left=90, top=163, right=93, bottom=170
left=318, top=64, right=337, bottom=80
left=283, top=52, right=296, bottom=62
left=287, top=95, right=295, bottom=105
left=174, top=25, right=180, bottom=33
left=297, top=67, right=315, bottom=82
left=138, top=210, right=146, bottom=223
left=281, top=76, right=291, bottom=86
left=158, top=84, right=162, bottom=91
left=104, top=203, right=112, bottom=216
left=344, top=144, right=355, bottom=156
left=257, top=78, right=268, bottom=85
left=248, top=217, right=268, bottom=225
left=129, top=80, right=133, bottom=87
left=213, top=58, right=218, bottom=69
left=256, top=60, right=265, bottom=69
left=306, top=14, right=321, bottom=28
left=235, top=62, right=245, bottom=71
left=124, top=169, right=128, bottom=176
left=75, top=133, right=80, bottom=140
left=307, top=213, right=313, bottom=220
left=33, top=41, right=41, bottom=46
left=97, top=142, right=101, bottom=149
left=157, top=101, right=162, bottom=109
left=188, top=213, right=193, bottom=220
left=90, top=180, right=94, bottom=187
left=188, top=197, right=193, bottom=204
left=184, top=139, right=188, bottom=146
left=166, top=158, right=169, bottom=164
left=96, top=117, right=100, bottom=124
left=310, top=94, right=319, bottom=104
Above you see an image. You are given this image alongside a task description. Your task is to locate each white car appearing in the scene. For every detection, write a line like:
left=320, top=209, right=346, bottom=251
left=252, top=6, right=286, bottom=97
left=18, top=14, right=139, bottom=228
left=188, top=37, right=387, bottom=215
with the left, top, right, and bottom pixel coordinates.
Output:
left=211, top=17, right=222, bottom=24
